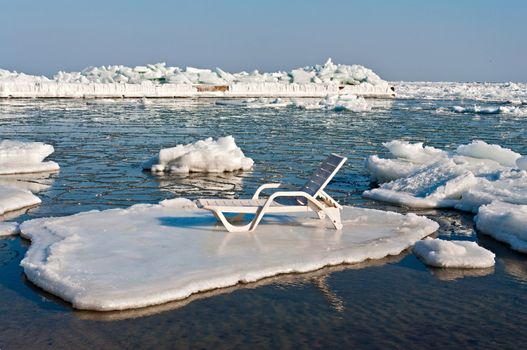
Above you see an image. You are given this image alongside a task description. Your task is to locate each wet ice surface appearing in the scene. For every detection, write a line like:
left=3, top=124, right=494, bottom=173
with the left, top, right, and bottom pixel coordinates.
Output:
left=1, top=97, right=527, bottom=348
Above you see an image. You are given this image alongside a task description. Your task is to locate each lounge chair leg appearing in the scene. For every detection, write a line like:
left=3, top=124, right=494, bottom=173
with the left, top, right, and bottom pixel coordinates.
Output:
left=324, top=207, right=343, bottom=230
left=211, top=210, right=252, bottom=232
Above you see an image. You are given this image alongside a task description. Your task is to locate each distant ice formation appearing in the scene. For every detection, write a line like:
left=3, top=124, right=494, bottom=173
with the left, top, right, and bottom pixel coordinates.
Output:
left=394, top=81, right=527, bottom=103
left=0, top=59, right=394, bottom=98
left=19, top=198, right=438, bottom=310
left=143, top=136, right=254, bottom=174
left=364, top=140, right=527, bottom=253
left=216, top=94, right=373, bottom=112
left=413, top=237, right=495, bottom=268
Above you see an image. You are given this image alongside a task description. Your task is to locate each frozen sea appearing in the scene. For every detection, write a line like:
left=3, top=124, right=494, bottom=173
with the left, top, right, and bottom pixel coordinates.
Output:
left=1, top=91, right=527, bottom=349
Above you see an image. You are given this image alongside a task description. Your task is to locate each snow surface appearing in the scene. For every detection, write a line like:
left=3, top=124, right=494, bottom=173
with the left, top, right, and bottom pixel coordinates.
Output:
left=0, top=140, right=60, bottom=175
left=475, top=201, right=527, bottom=253
left=0, top=59, right=394, bottom=98
left=0, top=221, right=19, bottom=236
left=413, top=237, right=495, bottom=268
left=394, top=81, right=527, bottom=103
left=0, top=186, right=41, bottom=216
left=364, top=140, right=527, bottom=253
left=143, top=136, right=254, bottom=174
left=19, top=198, right=438, bottom=311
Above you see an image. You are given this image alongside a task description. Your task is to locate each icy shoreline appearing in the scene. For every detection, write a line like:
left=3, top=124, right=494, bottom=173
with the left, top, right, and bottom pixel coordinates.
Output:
left=0, top=59, right=394, bottom=99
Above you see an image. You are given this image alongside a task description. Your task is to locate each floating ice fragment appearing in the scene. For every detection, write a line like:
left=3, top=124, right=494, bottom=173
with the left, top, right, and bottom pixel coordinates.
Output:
left=143, top=136, right=254, bottom=174
left=0, top=221, right=20, bottom=236
left=413, top=237, right=495, bottom=268
left=475, top=201, right=527, bottom=253
left=0, top=140, right=60, bottom=175
left=0, top=186, right=41, bottom=216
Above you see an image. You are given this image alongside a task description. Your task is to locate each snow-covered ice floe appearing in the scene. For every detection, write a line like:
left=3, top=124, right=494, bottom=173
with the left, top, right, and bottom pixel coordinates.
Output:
left=0, top=59, right=394, bottom=99
left=413, top=237, right=495, bottom=268
left=143, top=136, right=253, bottom=174
left=0, top=140, right=60, bottom=175
left=0, top=221, right=20, bottom=236
left=364, top=140, right=527, bottom=253
left=19, top=198, right=438, bottom=311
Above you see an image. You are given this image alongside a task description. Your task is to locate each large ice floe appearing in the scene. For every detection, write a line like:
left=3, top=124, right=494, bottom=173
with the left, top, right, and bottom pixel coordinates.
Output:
left=19, top=198, right=438, bottom=311
left=143, top=136, right=254, bottom=174
left=0, top=59, right=394, bottom=98
left=413, top=237, right=495, bottom=268
left=364, top=140, right=527, bottom=253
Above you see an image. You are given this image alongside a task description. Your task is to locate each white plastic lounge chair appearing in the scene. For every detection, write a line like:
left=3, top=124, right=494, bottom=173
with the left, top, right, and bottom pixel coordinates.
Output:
left=196, top=154, right=347, bottom=232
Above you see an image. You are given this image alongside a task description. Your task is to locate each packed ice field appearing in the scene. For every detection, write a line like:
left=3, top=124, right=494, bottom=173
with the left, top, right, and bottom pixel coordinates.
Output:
left=1, top=61, right=527, bottom=312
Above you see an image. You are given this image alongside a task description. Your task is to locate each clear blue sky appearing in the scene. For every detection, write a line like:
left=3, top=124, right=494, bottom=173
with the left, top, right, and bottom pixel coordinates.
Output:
left=1, top=0, right=526, bottom=82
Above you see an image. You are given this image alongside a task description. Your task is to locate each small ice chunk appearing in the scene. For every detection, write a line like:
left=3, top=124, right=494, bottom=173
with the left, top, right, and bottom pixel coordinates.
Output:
left=143, top=136, right=254, bottom=173
left=413, top=237, right=495, bottom=268
left=475, top=201, right=527, bottom=253
left=0, top=222, right=20, bottom=236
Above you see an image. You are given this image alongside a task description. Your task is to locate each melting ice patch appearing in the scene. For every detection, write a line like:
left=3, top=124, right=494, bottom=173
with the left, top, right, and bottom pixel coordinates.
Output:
left=364, top=140, right=527, bottom=253
left=413, top=237, right=495, bottom=268
left=19, top=198, right=438, bottom=311
left=143, top=136, right=254, bottom=174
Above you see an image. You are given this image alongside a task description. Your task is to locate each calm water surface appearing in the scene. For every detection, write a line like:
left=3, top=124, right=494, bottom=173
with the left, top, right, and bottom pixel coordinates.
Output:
left=1, top=98, right=526, bottom=349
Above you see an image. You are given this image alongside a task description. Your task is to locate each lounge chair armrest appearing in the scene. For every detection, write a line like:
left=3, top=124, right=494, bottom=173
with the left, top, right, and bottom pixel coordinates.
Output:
left=264, top=191, right=325, bottom=210
left=252, top=183, right=298, bottom=199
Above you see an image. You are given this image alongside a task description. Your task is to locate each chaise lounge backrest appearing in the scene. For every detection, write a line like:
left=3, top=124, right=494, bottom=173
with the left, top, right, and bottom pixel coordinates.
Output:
left=297, top=153, right=347, bottom=205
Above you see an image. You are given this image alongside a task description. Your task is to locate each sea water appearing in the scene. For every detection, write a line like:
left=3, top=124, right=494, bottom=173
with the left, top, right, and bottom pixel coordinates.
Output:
left=0, top=95, right=526, bottom=348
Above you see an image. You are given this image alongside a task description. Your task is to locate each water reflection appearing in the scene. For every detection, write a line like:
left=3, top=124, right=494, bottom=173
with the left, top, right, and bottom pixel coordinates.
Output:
left=152, top=171, right=249, bottom=199
left=427, top=266, right=495, bottom=281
